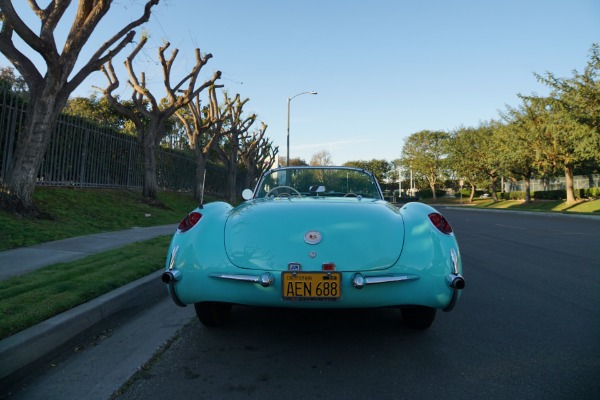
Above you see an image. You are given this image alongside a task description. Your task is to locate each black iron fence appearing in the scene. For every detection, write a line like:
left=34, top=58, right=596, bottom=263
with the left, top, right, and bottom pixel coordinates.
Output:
left=504, top=175, right=600, bottom=192
left=0, top=87, right=242, bottom=196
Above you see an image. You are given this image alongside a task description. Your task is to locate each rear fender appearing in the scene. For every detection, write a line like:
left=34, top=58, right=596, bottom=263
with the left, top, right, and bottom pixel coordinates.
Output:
left=165, top=202, right=233, bottom=304
left=397, top=202, right=462, bottom=305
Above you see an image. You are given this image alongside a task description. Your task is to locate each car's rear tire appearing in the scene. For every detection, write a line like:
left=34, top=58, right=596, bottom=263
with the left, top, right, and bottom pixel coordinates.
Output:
left=194, top=302, right=232, bottom=327
left=400, top=306, right=437, bottom=329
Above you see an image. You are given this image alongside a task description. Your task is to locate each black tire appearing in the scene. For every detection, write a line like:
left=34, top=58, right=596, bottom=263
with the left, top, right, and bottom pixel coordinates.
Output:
left=194, top=302, right=232, bottom=327
left=400, top=306, right=437, bottom=329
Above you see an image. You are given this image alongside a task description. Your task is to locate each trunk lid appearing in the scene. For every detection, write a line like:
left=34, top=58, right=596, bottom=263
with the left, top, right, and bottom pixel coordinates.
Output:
left=224, top=198, right=404, bottom=272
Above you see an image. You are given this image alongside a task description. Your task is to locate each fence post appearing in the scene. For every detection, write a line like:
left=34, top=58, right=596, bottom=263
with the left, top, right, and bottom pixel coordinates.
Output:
left=79, top=127, right=89, bottom=188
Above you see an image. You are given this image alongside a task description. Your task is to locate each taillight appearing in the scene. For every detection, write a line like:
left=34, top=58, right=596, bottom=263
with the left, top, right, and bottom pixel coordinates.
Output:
left=428, top=212, right=453, bottom=234
left=322, top=262, right=336, bottom=271
left=177, top=212, right=202, bottom=233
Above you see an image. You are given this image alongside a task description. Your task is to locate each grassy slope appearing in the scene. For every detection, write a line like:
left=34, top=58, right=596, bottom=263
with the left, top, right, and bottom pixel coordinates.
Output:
left=0, top=235, right=172, bottom=339
left=0, top=187, right=217, bottom=339
left=0, top=187, right=202, bottom=251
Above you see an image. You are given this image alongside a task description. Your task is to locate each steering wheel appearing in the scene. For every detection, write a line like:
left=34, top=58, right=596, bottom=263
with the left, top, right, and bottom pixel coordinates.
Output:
left=344, top=192, right=358, bottom=197
left=265, top=186, right=302, bottom=198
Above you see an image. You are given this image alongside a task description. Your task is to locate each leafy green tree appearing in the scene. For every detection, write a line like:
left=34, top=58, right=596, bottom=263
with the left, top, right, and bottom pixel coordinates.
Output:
left=278, top=157, right=307, bottom=166
left=63, top=94, right=135, bottom=134
left=447, top=124, right=501, bottom=202
left=527, top=44, right=600, bottom=203
left=527, top=99, right=595, bottom=203
left=343, top=159, right=393, bottom=184
left=400, top=130, right=450, bottom=202
left=535, top=44, right=600, bottom=133
left=498, top=100, right=546, bottom=203
left=0, top=65, right=26, bottom=92
left=310, top=150, right=333, bottom=166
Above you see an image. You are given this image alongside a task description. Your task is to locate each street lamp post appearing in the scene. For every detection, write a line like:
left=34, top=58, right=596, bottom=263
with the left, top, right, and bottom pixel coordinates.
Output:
left=398, top=166, right=402, bottom=200
left=409, top=163, right=413, bottom=197
left=287, top=91, right=317, bottom=166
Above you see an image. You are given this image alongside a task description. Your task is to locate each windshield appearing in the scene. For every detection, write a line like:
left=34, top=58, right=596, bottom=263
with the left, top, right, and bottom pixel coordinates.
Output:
left=255, top=167, right=383, bottom=199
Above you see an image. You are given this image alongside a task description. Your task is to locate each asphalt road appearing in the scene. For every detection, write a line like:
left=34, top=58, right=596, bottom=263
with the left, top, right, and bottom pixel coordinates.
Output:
left=113, top=208, right=600, bottom=400
left=5, top=208, right=600, bottom=400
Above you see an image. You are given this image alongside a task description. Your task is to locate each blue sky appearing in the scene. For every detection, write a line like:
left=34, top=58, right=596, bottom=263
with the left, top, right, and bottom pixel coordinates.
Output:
left=3, top=0, right=600, bottom=164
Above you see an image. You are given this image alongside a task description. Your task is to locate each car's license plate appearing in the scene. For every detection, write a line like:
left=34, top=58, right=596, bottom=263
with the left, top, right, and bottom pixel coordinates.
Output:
left=282, top=272, right=341, bottom=301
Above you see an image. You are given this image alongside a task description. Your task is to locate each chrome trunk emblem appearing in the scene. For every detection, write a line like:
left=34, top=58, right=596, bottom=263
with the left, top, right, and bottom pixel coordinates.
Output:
left=304, top=230, right=322, bottom=245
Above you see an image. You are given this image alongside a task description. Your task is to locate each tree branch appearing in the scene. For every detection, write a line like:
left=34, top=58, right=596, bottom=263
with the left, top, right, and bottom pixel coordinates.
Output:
left=0, top=19, right=43, bottom=88
left=84, top=0, right=158, bottom=66
left=68, top=0, right=158, bottom=91
left=0, top=0, right=56, bottom=57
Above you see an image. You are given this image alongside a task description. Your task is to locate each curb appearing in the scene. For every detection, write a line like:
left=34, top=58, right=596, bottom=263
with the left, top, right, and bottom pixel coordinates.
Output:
left=441, top=205, right=600, bottom=220
left=0, top=270, right=165, bottom=386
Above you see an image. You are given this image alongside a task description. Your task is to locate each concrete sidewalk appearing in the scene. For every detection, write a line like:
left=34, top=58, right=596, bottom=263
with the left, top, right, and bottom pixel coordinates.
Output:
left=0, top=224, right=177, bottom=280
left=0, top=224, right=178, bottom=387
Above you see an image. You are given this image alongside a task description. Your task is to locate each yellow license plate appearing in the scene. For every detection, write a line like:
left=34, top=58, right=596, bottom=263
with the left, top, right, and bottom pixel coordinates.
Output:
left=282, top=272, right=341, bottom=301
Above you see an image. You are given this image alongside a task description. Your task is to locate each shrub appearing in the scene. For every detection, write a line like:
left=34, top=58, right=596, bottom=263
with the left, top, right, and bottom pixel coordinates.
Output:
left=500, top=191, right=526, bottom=200
left=586, top=187, right=600, bottom=198
left=458, top=189, right=485, bottom=197
left=418, top=188, right=447, bottom=199
left=532, top=190, right=566, bottom=200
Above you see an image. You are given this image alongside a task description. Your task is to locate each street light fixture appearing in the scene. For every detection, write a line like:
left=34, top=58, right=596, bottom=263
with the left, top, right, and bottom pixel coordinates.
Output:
left=287, top=91, right=317, bottom=166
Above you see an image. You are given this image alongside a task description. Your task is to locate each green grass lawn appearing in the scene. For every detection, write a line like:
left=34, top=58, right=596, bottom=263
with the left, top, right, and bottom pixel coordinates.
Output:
left=0, top=187, right=215, bottom=339
left=0, top=235, right=172, bottom=340
left=0, top=187, right=202, bottom=251
left=424, top=197, right=600, bottom=214
left=472, top=198, right=600, bottom=213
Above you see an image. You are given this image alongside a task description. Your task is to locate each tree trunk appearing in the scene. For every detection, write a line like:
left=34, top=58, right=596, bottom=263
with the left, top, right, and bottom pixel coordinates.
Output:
left=565, top=165, right=576, bottom=204
left=1, top=87, right=66, bottom=211
left=490, top=176, right=498, bottom=202
left=524, top=176, right=531, bottom=204
left=245, top=164, right=256, bottom=189
left=226, top=140, right=239, bottom=205
left=141, top=135, right=158, bottom=201
left=193, top=145, right=207, bottom=202
left=430, top=181, right=437, bottom=202
left=227, top=158, right=237, bottom=204
left=469, top=184, right=475, bottom=203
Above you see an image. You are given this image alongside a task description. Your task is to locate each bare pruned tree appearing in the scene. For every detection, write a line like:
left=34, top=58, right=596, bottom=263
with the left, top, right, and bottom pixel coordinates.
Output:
left=97, top=37, right=221, bottom=202
left=239, top=124, right=279, bottom=188
left=0, top=0, right=159, bottom=212
left=216, top=93, right=256, bottom=203
left=175, top=84, right=225, bottom=201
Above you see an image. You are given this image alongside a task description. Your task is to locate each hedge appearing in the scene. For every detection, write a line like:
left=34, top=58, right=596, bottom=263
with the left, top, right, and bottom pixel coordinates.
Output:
left=497, top=188, right=600, bottom=200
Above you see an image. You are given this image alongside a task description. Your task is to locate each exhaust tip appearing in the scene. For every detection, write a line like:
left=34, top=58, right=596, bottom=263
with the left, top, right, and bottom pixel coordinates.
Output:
left=447, top=274, right=465, bottom=290
left=162, top=270, right=181, bottom=284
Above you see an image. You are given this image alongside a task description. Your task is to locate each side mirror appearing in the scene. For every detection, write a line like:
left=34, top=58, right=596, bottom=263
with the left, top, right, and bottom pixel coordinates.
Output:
left=242, top=189, right=254, bottom=200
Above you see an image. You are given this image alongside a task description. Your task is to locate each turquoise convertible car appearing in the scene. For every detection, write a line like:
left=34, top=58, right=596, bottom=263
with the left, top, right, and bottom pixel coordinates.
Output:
left=162, top=166, right=464, bottom=329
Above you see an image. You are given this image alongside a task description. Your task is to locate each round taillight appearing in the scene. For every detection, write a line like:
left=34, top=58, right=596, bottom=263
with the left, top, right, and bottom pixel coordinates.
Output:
left=428, top=212, right=453, bottom=234
left=177, top=211, right=203, bottom=233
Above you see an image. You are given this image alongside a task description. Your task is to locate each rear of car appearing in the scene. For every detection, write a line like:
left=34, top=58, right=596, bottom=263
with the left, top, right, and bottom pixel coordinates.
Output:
left=162, top=166, right=464, bottom=329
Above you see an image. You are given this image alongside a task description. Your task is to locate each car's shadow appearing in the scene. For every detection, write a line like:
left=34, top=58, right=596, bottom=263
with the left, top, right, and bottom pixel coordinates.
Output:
left=201, top=305, right=434, bottom=340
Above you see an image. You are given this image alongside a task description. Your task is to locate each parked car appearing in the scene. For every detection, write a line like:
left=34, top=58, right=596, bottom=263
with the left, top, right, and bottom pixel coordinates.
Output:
left=162, top=166, right=464, bottom=329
